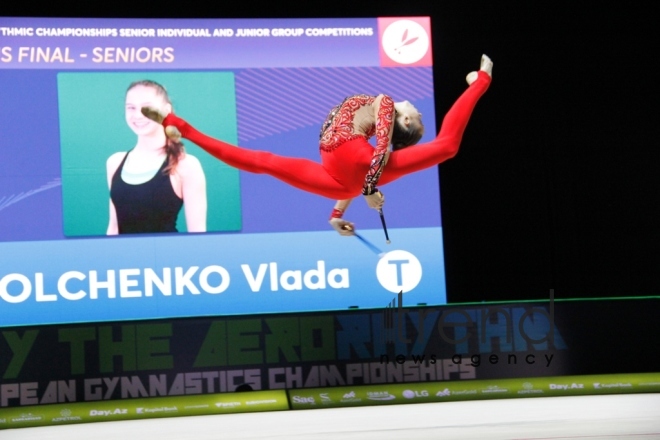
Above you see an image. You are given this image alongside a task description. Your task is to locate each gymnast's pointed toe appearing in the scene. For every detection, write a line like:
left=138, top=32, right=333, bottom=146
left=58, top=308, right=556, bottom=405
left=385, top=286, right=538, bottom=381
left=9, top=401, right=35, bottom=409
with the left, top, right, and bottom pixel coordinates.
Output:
left=480, top=54, right=493, bottom=77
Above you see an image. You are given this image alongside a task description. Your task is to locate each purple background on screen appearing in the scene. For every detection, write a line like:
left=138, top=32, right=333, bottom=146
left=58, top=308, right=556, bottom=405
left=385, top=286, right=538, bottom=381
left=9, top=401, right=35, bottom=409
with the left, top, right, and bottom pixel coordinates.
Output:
left=0, top=17, right=442, bottom=243
left=0, top=17, right=380, bottom=69
left=0, top=70, right=64, bottom=241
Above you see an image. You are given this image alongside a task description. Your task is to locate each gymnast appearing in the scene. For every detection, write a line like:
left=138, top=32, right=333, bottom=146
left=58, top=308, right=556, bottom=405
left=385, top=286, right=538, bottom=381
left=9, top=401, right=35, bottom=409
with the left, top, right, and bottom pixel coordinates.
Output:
left=142, top=55, right=492, bottom=235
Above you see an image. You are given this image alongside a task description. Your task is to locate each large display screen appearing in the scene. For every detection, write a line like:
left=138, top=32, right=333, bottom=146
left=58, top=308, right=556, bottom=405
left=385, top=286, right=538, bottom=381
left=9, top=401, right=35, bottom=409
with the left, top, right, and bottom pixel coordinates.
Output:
left=0, top=17, right=445, bottom=327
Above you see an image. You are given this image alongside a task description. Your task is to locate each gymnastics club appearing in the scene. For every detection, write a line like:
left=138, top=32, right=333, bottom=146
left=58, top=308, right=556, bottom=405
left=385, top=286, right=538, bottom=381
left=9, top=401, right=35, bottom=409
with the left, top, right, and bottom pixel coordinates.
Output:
left=343, top=225, right=385, bottom=258
left=378, top=208, right=391, bottom=244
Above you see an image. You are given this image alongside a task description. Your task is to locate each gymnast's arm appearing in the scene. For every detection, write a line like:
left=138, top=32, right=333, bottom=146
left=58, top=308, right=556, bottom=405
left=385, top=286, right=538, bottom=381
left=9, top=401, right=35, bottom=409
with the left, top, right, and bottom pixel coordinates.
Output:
left=106, top=152, right=124, bottom=235
left=329, top=198, right=355, bottom=236
left=178, top=154, right=207, bottom=233
left=107, top=201, right=119, bottom=235
left=363, top=94, right=394, bottom=209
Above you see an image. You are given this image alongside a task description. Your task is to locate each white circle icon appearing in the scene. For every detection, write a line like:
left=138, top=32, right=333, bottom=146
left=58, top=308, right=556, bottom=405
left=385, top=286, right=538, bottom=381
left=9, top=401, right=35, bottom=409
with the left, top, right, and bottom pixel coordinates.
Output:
left=376, top=250, right=423, bottom=293
left=381, top=20, right=430, bottom=65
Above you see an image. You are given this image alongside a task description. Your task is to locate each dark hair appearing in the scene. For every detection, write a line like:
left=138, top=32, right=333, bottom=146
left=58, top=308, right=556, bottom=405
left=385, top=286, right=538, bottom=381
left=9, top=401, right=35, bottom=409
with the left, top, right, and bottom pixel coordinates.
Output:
left=126, top=80, right=184, bottom=174
left=391, top=113, right=424, bottom=151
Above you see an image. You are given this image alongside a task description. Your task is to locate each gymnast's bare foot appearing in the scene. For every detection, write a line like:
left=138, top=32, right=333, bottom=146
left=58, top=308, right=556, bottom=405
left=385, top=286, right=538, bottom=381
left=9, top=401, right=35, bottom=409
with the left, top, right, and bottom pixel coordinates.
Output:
left=142, top=106, right=181, bottom=141
left=466, top=54, right=493, bottom=85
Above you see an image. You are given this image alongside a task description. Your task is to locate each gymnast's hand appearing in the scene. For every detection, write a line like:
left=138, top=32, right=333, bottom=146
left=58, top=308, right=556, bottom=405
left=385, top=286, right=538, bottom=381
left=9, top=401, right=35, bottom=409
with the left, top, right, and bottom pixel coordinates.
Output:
left=364, top=190, right=384, bottom=210
left=141, top=106, right=182, bottom=141
left=141, top=106, right=167, bottom=123
left=329, top=218, right=356, bottom=236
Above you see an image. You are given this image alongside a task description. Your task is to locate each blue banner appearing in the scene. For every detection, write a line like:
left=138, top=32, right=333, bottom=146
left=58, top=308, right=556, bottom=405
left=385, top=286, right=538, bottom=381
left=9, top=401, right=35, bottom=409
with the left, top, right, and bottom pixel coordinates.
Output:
left=1, top=227, right=446, bottom=326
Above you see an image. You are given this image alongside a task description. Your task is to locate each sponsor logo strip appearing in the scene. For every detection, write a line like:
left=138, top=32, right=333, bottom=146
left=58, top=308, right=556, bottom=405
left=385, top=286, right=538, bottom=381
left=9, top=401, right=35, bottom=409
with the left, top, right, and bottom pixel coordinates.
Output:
left=0, top=391, right=288, bottom=429
left=2, top=374, right=659, bottom=429
left=286, top=372, right=660, bottom=409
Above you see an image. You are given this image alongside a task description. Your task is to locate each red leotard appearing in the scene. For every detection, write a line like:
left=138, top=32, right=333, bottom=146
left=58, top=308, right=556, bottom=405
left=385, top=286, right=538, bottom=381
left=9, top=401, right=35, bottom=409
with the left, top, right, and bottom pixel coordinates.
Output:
left=161, top=71, right=490, bottom=200
left=319, top=93, right=395, bottom=195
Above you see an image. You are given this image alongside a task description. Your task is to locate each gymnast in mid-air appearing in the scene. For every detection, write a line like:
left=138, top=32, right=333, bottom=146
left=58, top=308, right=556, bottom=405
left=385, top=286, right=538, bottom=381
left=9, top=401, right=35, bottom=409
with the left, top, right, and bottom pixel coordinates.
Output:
left=142, top=55, right=493, bottom=235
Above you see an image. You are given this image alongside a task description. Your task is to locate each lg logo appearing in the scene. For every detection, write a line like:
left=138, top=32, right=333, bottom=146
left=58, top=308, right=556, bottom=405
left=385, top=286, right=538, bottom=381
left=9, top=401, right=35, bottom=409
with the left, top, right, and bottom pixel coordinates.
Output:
left=402, top=389, right=429, bottom=399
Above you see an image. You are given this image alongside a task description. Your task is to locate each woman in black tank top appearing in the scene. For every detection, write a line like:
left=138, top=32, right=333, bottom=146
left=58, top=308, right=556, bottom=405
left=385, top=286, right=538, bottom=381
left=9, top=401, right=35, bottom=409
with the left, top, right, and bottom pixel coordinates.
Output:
left=106, top=80, right=207, bottom=235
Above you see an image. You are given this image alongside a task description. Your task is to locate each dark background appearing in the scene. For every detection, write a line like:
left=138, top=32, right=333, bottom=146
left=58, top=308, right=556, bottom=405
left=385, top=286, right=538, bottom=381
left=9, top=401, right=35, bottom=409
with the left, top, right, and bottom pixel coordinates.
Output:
left=5, top=2, right=657, bottom=303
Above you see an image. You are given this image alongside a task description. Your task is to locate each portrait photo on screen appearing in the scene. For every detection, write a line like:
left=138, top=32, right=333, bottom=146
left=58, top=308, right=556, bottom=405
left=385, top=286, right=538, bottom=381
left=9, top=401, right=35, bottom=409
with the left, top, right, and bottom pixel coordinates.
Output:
left=58, top=71, right=242, bottom=237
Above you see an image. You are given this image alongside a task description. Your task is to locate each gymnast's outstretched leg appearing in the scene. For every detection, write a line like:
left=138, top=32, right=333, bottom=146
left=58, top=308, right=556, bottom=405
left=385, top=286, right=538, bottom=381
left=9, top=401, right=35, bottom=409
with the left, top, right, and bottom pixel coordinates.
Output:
left=379, top=55, right=493, bottom=185
left=144, top=110, right=355, bottom=200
